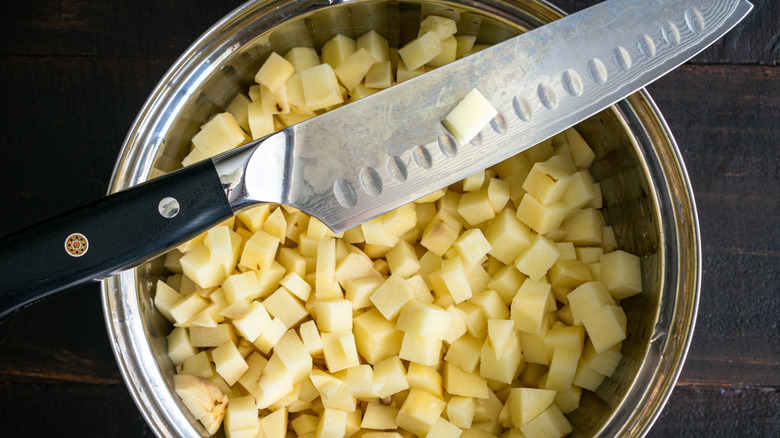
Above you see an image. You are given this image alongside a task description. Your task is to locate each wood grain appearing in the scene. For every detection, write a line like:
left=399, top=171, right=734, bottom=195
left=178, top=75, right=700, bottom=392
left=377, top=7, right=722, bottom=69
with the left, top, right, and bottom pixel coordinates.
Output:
left=0, top=0, right=778, bottom=436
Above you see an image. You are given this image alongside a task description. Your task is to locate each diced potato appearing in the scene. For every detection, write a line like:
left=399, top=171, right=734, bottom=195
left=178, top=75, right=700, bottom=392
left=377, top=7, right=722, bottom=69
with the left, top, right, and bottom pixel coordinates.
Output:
left=321, top=34, right=356, bottom=69
left=508, top=387, right=556, bottom=428
left=300, top=63, right=344, bottom=110
left=582, top=304, right=627, bottom=353
left=427, top=36, right=457, bottom=67
left=600, top=250, right=643, bottom=299
left=519, top=404, right=572, bottom=438
left=212, top=341, right=249, bottom=386
left=334, top=48, right=375, bottom=91
left=443, top=362, right=490, bottom=399
left=370, top=274, right=415, bottom=320
left=191, top=112, right=247, bottom=157
left=511, top=279, right=554, bottom=334
left=353, top=309, right=403, bottom=364
left=361, top=402, right=399, bottom=429
left=514, top=233, right=560, bottom=281
left=396, top=388, right=447, bottom=436
left=364, top=60, right=392, bottom=89
left=260, top=83, right=290, bottom=115
left=398, top=31, right=442, bottom=71
left=420, top=15, right=458, bottom=40
left=256, top=52, right=295, bottom=93
left=442, top=88, right=498, bottom=145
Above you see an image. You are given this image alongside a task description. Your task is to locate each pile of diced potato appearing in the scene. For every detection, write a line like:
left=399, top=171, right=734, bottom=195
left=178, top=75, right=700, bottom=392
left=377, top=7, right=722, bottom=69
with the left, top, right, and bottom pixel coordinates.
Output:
left=155, top=13, right=643, bottom=438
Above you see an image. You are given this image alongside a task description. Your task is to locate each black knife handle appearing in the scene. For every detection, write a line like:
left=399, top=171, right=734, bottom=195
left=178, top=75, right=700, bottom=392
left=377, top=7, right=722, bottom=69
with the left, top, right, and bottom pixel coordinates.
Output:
left=0, top=159, right=234, bottom=322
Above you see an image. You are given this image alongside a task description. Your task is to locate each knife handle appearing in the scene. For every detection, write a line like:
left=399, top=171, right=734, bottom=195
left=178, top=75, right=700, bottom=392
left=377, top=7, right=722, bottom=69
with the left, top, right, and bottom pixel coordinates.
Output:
left=0, top=159, right=234, bottom=322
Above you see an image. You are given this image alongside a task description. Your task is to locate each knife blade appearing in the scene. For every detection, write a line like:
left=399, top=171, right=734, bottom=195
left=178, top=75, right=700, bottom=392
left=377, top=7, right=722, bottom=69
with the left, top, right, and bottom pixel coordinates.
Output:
left=0, top=0, right=752, bottom=319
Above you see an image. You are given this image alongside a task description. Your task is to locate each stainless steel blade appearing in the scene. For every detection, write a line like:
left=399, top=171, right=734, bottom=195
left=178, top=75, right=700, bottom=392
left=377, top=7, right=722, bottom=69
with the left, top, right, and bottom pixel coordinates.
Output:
left=217, top=0, right=752, bottom=232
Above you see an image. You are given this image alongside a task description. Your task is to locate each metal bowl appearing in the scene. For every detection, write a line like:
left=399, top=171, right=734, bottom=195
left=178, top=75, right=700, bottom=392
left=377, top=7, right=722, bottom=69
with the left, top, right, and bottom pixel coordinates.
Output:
left=101, top=0, right=701, bottom=436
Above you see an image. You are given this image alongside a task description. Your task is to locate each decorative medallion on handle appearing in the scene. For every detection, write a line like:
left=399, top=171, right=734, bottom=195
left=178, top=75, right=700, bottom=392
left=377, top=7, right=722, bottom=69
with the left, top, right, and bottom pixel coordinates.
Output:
left=65, top=233, right=89, bottom=257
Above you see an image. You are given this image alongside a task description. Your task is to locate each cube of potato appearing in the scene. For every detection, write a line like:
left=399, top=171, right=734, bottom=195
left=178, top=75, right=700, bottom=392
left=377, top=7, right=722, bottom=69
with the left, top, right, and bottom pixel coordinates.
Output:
left=443, top=362, right=490, bottom=399
left=444, top=333, right=482, bottom=373
left=299, top=320, right=324, bottom=358
left=425, top=417, right=461, bottom=438
left=447, top=396, right=476, bottom=429
left=420, top=15, right=458, bottom=40
left=564, top=127, right=595, bottom=167
left=440, top=256, right=474, bottom=303
left=486, top=265, right=525, bottom=304
left=519, top=404, right=572, bottom=438
left=191, top=112, right=247, bottom=157
left=255, top=52, right=295, bottom=93
left=562, top=208, right=604, bottom=246
left=225, top=93, right=251, bottom=132
left=169, top=292, right=210, bottom=325
left=260, top=83, right=290, bottom=115
left=510, top=279, right=554, bottom=334
left=315, top=238, right=342, bottom=300
left=399, top=332, right=442, bottom=367
left=357, top=29, right=390, bottom=61
left=237, top=204, right=271, bottom=232
left=231, top=300, right=272, bottom=342
left=572, top=359, right=607, bottom=391
left=483, top=208, right=531, bottom=265
left=205, top=225, right=233, bottom=265
left=479, top=332, right=522, bottom=384
left=253, top=317, right=287, bottom=355
left=420, top=211, right=461, bottom=256
left=224, top=395, right=259, bottom=437
left=442, top=88, right=498, bottom=145
left=300, top=63, right=344, bottom=110
left=279, top=271, right=311, bottom=301
left=455, top=35, right=477, bottom=59
left=453, top=228, right=492, bottom=266
left=316, top=299, right=353, bottom=333
left=189, top=324, right=237, bottom=348
left=373, top=355, right=410, bottom=398
left=396, top=388, right=447, bottom=436
left=239, top=229, right=280, bottom=272
left=542, top=347, right=580, bottom=392
left=258, top=408, right=287, bottom=437
left=396, top=300, right=454, bottom=340
left=395, top=58, right=426, bottom=82
left=320, top=332, right=360, bottom=373
left=212, top=340, right=249, bottom=386
left=167, top=327, right=197, bottom=365
left=399, top=31, right=442, bottom=71
left=262, top=287, right=308, bottom=328
left=582, top=340, right=622, bottom=376
left=343, top=276, right=383, bottom=311
left=386, top=239, right=421, bottom=278
left=370, top=274, right=415, bottom=320
left=361, top=402, right=399, bottom=429
left=247, top=101, right=275, bottom=140
left=261, top=207, right=287, bottom=242
left=567, top=281, right=616, bottom=325
left=334, top=48, right=375, bottom=91
left=427, top=36, right=457, bottom=67
left=583, top=304, right=627, bottom=353
left=514, top=233, right=560, bottom=281
left=316, top=408, right=348, bottom=438
left=154, top=280, right=183, bottom=323
left=600, top=250, right=643, bottom=299
left=221, top=270, right=262, bottom=305
left=508, top=387, right=556, bottom=428
left=273, top=330, right=313, bottom=383
left=516, top=194, right=570, bottom=235
left=364, top=60, right=392, bottom=89
left=321, top=34, right=356, bottom=69
left=285, top=73, right=314, bottom=115
left=487, top=177, right=511, bottom=211
left=180, top=244, right=228, bottom=289
left=543, top=324, right=585, bottom=359
left=562, top=171, right=597, bottom=209
left=284, top=47, right=320, bottom=73
left=456, top=301, right=487, bottom=339
left=353, top=308, right=403, bottom=364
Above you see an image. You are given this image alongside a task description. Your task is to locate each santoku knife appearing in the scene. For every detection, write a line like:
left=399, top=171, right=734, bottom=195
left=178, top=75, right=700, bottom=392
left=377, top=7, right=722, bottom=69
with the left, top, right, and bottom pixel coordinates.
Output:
left=0, top=0, right=752, bottom=320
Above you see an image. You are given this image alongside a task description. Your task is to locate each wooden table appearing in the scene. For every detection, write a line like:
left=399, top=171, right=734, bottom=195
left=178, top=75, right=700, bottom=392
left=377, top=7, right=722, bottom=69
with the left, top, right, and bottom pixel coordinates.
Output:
left=0, top=0, right=777, bottom=436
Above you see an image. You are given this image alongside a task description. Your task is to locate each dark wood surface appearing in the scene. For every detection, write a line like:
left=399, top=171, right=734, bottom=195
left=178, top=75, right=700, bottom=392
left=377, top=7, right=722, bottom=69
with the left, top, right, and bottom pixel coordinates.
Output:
left=0, top=0, right=777, bottom=436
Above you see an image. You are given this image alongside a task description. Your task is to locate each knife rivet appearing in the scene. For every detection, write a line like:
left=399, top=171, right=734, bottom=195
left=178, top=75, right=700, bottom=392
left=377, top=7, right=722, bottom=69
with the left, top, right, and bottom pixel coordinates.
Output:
left=158, top=197, right=180, bottom=218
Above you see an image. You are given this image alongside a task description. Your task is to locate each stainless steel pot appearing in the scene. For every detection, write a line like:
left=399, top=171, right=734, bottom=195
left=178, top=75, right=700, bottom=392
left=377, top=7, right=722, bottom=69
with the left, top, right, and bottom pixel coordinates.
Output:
left=101, top=0, right=701, bottom=436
